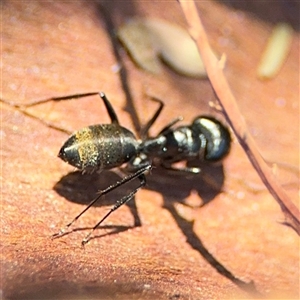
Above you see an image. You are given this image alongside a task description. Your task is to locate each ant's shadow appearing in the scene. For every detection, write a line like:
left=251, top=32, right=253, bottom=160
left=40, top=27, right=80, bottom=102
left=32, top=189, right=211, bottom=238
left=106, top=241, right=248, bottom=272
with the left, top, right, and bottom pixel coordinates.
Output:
left=53, top=161, right=225, bottom=232
left=54, top=162, right=259, bottom=295
left=54, top=161, right=225, bottom=207
left=53, top=161, right=225, bottom=237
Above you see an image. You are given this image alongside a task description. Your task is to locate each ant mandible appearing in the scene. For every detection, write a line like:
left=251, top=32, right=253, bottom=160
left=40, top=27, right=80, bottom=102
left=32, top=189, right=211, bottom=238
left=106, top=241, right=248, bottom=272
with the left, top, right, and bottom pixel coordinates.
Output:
left=36, top=92, right=231, bottom=245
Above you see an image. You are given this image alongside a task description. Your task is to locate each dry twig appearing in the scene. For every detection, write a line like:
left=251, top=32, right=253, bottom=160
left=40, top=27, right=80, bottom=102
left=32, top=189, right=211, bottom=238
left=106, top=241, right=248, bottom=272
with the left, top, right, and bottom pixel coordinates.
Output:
left=178, top=0, right=300, bottom=234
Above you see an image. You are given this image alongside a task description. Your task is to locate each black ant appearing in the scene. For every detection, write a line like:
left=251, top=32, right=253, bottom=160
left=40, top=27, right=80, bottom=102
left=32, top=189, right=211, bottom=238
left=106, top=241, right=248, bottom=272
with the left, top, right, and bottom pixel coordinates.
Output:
left=21, top=92, right=231, bottom=245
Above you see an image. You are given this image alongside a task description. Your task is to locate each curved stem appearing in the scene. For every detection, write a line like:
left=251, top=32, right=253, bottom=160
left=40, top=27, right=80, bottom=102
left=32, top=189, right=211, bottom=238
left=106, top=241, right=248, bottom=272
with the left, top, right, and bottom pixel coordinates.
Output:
left=178, top=0, right=299, bottom=234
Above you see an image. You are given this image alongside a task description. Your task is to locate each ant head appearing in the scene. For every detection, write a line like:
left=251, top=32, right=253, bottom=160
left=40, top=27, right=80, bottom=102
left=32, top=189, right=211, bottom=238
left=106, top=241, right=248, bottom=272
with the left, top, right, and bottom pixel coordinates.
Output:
left=193, top=116, right=231, bottom=162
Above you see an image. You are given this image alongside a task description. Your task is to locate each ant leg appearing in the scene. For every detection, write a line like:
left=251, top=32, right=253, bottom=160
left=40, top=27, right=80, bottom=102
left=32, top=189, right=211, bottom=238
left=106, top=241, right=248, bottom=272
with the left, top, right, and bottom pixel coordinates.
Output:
left=26, top=92, right=120, bottom=124
left=99, top=92, right=119, bottom=124
left=52, top=164, right=151, bottom=239
left=113, top=168, right=142, bottom=227
left=140, top=97, right=164, bottom=139
left=3, top=92, right=119, bottom=126
left=0, top=98, right=73, bottom=134
left=81, top=173, right=147, bottom=246
left=23, top=92, right=101, bottom=107
left=157, top=116, right=183, bottom=135
left=1, top=97, right=75, bottom=133
left=1, top=93, right=101, bottom=108
left=139, top=96, right=184, bottom=139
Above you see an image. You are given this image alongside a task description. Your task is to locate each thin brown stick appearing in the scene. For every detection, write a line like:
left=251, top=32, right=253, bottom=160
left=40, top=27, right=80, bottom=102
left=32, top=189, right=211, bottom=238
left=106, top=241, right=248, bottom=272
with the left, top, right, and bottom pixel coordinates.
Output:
left=178, top=0, right=300, bottom=234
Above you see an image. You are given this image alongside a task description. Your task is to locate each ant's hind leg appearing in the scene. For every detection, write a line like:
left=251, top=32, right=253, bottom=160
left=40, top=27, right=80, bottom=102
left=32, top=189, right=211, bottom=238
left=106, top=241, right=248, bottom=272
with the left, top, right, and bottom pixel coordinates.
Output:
left=52, top=164, right=151, bottom=241
left=81, top=173, right=147, bottom=246
left=99, top=92, right=119, bottom=124
left=1, top=92, right=101, bottom=108
left=1, top=92, right=120, bottom=133
left=25, top=92, right=120, bottom=124
left=114, top=168, right=142, bottom=227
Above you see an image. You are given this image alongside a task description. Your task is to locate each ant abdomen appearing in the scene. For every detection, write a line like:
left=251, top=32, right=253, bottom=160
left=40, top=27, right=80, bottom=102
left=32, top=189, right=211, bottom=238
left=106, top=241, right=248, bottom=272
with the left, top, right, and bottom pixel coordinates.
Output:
left=192, top=116, right=231, bottom=162
left=58, top=123, right=139, bottom=173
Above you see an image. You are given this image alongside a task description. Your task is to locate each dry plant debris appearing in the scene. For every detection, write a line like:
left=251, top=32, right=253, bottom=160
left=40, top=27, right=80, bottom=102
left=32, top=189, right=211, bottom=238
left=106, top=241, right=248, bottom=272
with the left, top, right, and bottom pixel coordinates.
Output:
left=257, top=23, right=294, bottom=80
left=118, top=18, right=208, bottom=77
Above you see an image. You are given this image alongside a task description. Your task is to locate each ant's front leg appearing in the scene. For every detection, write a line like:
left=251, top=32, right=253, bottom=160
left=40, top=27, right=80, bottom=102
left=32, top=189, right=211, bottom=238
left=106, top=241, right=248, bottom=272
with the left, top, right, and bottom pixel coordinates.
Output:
left=1, top=92, right=119, bottom=134
left=24, top=92, right=120, bottom=124
left=1, top=92, right=100, bottom=108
